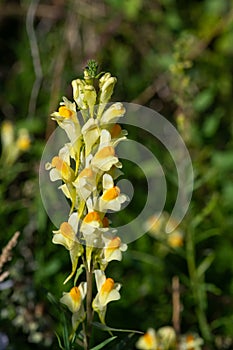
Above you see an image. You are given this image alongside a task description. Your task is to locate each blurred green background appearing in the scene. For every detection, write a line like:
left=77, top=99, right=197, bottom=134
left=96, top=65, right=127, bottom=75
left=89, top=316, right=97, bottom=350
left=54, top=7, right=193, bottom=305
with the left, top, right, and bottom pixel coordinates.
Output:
left=0, top=0, right=233, bottom=349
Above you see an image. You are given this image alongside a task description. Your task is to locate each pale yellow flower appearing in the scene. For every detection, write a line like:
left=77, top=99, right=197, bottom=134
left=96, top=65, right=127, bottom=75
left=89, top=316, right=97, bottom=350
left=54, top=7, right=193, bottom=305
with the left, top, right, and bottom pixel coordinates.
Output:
left=51, top=98, right=81, bottom=144
left=91, top=130, right=122, bottom=171
left=82, top=118, right=100, bottom=155
left=101, top=102, right=126, bottom=124
left=136, top=328, right=159, bottom=350
left=52, top=213, right=83, bottom=283
left=73, top=166, right=96, bottom=201
left=46, top=145, right=75, bottom=183
left=99, top=173, right=129, bottom=212
left=60, top=282, right=87, bottom=330
left=102, top=235, right=127, bottom=263
left=157, top=326, right=176, bottom=349
left=1, top=121, right=14, bottom=148
left=16, top=129, right=30, bottom=151
left=92, top=270, right=121, bottom=323
left=167, top=231, right=183, bottom=248
left=179, top=333, right=204, bottom=350
left=1, top=122, right=31, bottom=165
left=60, top=283, right=87, bottom=313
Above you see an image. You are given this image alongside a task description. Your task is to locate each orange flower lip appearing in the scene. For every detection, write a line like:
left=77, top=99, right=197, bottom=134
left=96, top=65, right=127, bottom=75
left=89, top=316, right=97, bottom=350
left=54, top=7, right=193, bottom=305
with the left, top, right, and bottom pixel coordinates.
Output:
left=58, top=106, right=73, bottom=118
left=102, top=186, right=120, bottom=201
left=186, top=335, right=194, bottom=343
left=95, top=146, right=115, bottom=160
left=101, top=278, right=114, bottom=294
left=79, top=167, right=93, bottom=178
left=83, top=211, right=102, bottom=224
left=60, top=222, right=75, bottom=239
left=110, top=124, right=122, bottom=138
left=144, top=332, right=154, bottom=347
left=51, top=156, right=63, bottom=170
left=107, top=237, right=121, bottom=249
left=51, top=156, right=74, bottom=181
left=105, top=237, right=121, bottom=259
left=70, top=286, right=81, bottom=302
left=102, top=216, right=109, bottom=227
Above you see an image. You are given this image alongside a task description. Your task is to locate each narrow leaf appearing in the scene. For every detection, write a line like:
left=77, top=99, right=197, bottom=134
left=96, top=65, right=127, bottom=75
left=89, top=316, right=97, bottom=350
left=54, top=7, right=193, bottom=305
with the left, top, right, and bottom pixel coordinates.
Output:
left=194, top=228, right=219, bottom=244
left=74, top=264, right=84, bottom=286
left=90, top=336, right=117, bottom=350
left=197, top=253, right=215, bottom=278
left=92, top=322, right=143, bottom=334
left=55, top=332, right=65, bottom=350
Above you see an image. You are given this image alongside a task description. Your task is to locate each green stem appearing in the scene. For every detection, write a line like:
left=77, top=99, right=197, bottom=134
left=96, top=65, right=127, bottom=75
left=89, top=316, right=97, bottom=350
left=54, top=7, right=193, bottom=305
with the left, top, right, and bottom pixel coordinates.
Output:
left=186, top=227, right=212, bottom=342
left=85, top=265, right=94, bottom=349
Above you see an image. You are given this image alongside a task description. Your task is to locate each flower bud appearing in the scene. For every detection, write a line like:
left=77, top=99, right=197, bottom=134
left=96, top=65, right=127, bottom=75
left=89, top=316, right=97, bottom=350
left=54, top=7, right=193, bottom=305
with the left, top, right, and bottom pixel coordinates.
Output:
left=99, top=76, right=117, bottom=104
left=157, top=326, right=176, bottom=349
left=99, top=73, right=111, bottom=88
left=71, top=78, right=87, bottom=109
left=84, top=85, right=97, bottom=117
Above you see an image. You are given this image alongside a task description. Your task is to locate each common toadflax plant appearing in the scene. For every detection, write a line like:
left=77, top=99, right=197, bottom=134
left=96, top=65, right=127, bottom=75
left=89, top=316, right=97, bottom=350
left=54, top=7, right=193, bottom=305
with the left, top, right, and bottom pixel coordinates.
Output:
left=46, top=61, right=128, bottom=349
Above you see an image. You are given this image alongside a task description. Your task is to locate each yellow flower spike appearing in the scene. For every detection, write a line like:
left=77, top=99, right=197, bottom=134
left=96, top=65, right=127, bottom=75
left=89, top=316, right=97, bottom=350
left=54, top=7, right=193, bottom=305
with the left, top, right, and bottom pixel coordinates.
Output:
left=102, top=186, right=120, bottom=201
left=51, top=156, right=74, bottom=182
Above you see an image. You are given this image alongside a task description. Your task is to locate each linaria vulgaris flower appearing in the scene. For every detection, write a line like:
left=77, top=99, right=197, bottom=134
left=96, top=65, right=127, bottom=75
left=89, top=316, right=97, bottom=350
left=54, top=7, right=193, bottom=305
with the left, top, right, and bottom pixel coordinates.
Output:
left=136, top=328, right=159, bottom=350
left=60, top=282, right=87, bottom=330
left=92, top=270, right=121, bottom=324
